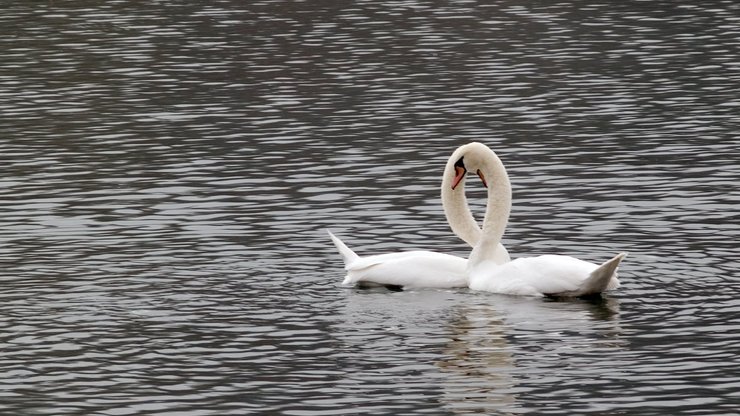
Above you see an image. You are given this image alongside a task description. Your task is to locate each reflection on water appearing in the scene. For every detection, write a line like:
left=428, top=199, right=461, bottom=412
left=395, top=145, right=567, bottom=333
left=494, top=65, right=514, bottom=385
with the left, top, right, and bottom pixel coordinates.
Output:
left=439, top=303, right=517, bottom=415
left=439, top=296, right=623, bottom=415
left=1, top=0, right=739, bottom=414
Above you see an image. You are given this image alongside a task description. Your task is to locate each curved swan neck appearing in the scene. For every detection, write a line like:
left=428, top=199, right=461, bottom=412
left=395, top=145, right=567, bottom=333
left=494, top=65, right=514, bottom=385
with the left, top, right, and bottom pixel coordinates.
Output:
left=442, top=143, right=511, bottom=256
left=442, top=161, right=481, bottom=247
left=466, top=146, right=512, bottom=267
left=480, top=153, right=511, bottom=244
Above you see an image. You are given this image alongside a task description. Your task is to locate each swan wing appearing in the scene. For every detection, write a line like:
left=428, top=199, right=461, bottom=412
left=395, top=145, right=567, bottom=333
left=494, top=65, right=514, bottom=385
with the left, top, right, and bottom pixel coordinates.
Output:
left=520, top=255, right=597, bottom=293
left=518, top=254, right=624, bottom=296
left=328, top=230, right=469, bottom=288
left=469, top=254, right=623, bottom=296
left=344, top=251, right=469, bottom=288
left=469, top=255, right=594, bottom=296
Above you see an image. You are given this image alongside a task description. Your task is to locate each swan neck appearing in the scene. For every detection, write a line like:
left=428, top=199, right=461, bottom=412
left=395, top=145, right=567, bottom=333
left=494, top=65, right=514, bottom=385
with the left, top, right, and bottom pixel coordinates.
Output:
left=470, top=152, right=512, bottom=266
left=442, top=160, right=482, bottom=247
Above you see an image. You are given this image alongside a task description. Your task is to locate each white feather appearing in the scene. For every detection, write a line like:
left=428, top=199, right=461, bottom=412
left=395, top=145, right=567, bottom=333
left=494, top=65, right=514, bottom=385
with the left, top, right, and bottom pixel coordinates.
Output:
left=455, top=142, right=625, bottom=297
left=469, top=253, right=625, bottom=297
left=326, top=142, right=510, bottom=289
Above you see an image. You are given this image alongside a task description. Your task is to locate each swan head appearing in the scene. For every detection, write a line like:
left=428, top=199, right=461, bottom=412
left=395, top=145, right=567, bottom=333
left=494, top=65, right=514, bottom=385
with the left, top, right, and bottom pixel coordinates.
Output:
left=448, top=142, right=496, bottom=190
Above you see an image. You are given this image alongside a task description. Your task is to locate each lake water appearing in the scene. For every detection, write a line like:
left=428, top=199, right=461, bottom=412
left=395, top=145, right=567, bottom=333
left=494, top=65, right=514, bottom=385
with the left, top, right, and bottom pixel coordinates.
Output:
left=1, top=1, right=739, bottom=415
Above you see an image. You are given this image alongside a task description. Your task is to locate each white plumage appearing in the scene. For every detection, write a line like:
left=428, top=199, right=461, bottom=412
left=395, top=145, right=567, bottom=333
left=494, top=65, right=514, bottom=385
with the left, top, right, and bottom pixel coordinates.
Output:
left=455, top=142, right=625, bottom=297
left=328, top=142, right=625, bottom=296
left=327, top=143, right=510, bottom=289
left=328, top=230, right=468, bottom=288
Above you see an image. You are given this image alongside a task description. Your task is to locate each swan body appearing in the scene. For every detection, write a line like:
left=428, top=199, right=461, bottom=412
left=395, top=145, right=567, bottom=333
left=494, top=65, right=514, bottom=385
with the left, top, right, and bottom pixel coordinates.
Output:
left=329, top=230, right=468, bottom=288
left=451, top=142, right=624, bottom=297
left=327, top=145, right=510, bottom=289
left=468, top=253, right=625, bottom=297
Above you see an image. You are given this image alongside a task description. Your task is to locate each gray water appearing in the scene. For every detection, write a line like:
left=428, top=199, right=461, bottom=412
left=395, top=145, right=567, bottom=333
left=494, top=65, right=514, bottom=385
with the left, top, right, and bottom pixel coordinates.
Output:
left=1, top=1, right=739, bottom=415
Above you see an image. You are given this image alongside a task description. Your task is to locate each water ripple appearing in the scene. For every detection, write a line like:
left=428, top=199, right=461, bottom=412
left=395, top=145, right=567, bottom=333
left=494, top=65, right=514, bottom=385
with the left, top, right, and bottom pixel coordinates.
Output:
left=1, top=1, right=739, bottom=414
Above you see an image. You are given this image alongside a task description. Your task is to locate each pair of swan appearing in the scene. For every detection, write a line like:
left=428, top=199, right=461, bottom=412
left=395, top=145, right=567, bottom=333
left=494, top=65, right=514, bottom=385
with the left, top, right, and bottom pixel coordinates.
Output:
left=329, top=142, right=625, bottom=297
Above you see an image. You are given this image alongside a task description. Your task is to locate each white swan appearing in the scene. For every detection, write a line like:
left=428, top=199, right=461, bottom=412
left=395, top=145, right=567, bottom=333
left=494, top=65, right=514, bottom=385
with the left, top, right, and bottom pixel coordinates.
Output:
left=328, top=147, right=510, bottom=289
left=328, top=231, right=469, bottom=288
left=451, top=142, right=625, bottom=297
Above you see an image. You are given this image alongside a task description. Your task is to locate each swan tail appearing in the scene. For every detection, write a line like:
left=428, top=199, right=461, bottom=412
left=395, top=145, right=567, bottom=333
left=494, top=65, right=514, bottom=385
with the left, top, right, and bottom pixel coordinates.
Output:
left=578, top=252, right=627, bottom=296
left=327, top=229, right=360, bottom=267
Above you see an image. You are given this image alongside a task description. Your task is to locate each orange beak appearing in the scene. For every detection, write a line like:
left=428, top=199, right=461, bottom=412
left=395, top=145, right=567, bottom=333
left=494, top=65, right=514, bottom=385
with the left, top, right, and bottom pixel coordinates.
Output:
left=477, top=169, right=488, bottom=188
left=452, top=166, right=466, bottom=190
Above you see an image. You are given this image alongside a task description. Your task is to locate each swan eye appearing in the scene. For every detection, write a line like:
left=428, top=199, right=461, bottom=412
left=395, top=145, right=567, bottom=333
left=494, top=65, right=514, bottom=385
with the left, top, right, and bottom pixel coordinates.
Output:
left=454, top=157, right=465, bottom=169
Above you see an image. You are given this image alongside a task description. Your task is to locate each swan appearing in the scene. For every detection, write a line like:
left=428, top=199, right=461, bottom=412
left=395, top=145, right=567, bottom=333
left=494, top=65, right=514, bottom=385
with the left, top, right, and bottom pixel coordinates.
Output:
left=328, top=231, right=469, bottom=288
left=451, top=142, right=625, bottom=297
left=328, top=147, right=511, bottom=289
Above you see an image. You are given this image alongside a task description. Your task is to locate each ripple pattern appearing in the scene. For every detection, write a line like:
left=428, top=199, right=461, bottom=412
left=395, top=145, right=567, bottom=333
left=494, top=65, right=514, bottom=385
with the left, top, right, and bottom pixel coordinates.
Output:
left=1, top=1, right=739, bottom=415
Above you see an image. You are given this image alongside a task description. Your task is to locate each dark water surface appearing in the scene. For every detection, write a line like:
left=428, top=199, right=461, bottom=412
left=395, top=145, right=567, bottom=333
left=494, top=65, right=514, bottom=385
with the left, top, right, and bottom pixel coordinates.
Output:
left=1, top=1, right=739, bottom=415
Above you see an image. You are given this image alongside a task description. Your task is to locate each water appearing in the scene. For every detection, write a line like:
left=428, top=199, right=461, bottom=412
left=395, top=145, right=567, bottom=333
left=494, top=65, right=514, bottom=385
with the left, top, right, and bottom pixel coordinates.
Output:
left=1, top=1, right=739, bottom=414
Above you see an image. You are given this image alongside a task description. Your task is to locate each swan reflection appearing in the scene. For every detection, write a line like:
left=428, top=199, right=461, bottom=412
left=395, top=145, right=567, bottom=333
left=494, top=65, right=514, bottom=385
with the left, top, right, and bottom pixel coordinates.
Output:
left=438, top=294, right=623, bottom=414
left=336, top=288, right=623, bottom=414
